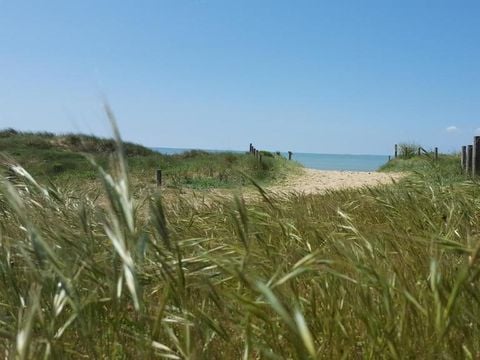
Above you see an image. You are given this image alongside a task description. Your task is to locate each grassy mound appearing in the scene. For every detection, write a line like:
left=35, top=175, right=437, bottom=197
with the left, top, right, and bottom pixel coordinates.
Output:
left=0, top=128, right=154, bottom=155
left=380, top=153, right=464, bottom=184
left=0, top=129, right=300, bottom=189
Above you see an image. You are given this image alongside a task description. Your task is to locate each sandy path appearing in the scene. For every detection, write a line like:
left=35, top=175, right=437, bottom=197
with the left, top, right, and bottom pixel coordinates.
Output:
left=265, top=168, right=404, bottom=195
left=158, top=169, right=405, bottom=208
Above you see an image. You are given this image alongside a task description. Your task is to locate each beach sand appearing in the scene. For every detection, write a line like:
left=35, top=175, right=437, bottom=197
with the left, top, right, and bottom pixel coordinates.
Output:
left=265, top=168, right=404, bottom=195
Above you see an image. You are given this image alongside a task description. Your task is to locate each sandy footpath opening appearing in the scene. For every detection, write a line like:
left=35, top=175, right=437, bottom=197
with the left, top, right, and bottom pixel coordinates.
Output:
left=159, top=168, right=405, bottom=208
left=265, top=168, right=404, bottom=195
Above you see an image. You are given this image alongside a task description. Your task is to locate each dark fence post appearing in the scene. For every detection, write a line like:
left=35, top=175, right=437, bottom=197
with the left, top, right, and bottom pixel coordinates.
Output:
left=467, top=145, right=473, bottom=175
left=461, top=146, right=467, bottom=172
left=394, top=144, right=398, bottom=158
left=288, top=151, right=293, bottom=160
left=417, top=147, right=421, bottom=156
left=434, top=147, right=438, bottom=161
left=473, top=137, right=480, bottom=176
left=388, top=155, right=391, bottom=161
left=249, top=143, right=253, bottom=153
left=156, top=169, right=162, bottom=186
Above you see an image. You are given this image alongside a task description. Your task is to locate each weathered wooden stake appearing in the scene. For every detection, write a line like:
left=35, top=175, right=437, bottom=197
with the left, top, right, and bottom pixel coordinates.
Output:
left=434, top=147, right=438, bottom=161
left=467, top=145, right=473, bottom=175
left=259, top=154, right=262, bottom=163
left=388, top=155, right=391, bottom=161
left=156, top=169, right=162, bottom=186
left=249, top=143, right=253, bottom=153
left=417, top=147, right=421, bottom=156
left=394, top=144, right=398, bottom=158
left=473, top=136, right=480, bottom=176
left=288, top=151, right=293, bottom=160
left=461, top=146, right=467, bottom=171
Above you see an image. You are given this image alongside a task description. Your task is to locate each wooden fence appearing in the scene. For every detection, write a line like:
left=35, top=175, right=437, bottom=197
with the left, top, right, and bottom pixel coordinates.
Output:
left=249, top=143, right=293, bottom=161
left=391, top=136, right=480, bottom=177
left=393, top=144, right=439, bottom=161
left=249, top=143, right=262, bottom=161
left=461, top=136, right=480, bottom=176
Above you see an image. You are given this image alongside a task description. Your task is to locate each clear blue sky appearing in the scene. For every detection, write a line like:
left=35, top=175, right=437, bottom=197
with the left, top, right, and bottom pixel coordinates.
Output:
left=1, top=1, right=479, bottom=155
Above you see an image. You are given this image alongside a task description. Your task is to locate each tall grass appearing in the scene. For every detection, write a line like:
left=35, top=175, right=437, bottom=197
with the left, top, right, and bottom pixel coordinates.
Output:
left=0, top=124, right=479, bottom=357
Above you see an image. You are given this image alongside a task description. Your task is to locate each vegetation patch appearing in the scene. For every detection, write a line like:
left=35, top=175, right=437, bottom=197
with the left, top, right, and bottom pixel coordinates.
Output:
left=0, top=129, right=300, bottom=189
left=0, top=137, right=478, bottom=357
left=379, top=151, right=463, bottom=184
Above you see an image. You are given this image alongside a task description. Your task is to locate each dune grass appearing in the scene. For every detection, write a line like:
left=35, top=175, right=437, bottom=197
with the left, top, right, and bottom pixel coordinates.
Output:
left=380, top=152, right=464, bottom=184
left=0, top=127, right=479, bottom=358
left=0, top=129, right=299, bottom=189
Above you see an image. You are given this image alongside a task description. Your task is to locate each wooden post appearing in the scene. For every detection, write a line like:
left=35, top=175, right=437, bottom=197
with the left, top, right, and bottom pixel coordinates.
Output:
left=259, top=154, right=262, bottom=163
left=434, top=147, right=438, bottom=161
left=461, top=146, right=467, bottom=171
left=156, top=169, right=162, bottom=186
left=388, top=155, right=391, bottom=161
left=473, top=137, right=480, bottom=176
left=249, top=143, right=253, bottom=153
left=288, top=151, right=293, bottom=160
left=467, top=145, right=473, bottom=175
left=255, top=149, right=259, bottom=158
left=417, top=147, right=421, bottom=156
left=394, top=144, right=398, bottom=158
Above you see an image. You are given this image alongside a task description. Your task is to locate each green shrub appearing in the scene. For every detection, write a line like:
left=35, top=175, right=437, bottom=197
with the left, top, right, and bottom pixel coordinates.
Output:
left=224, top=153, right=238, bottom=164
left=25, top=137, right=53, bottom=149
left=65, top=134, right=82, bottom=146
left=260, top=150, right=274, bottom=157
left=0, top=128, right=18, bottom=137
left=398, top=142, right=419, bottom=159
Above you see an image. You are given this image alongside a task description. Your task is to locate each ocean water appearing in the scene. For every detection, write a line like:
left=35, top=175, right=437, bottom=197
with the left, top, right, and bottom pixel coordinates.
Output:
left=281, top=152, right=389, bottom=172
left=153, top=147, right=389, bottom=172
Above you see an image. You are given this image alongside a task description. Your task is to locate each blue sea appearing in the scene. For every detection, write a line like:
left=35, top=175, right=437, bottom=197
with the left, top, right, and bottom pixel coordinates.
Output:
left=153, top=147, right=389, bottom=172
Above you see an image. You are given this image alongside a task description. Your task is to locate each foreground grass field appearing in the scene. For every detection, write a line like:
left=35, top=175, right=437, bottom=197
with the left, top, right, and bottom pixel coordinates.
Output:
left=0, top=132, right=478, bottom=358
